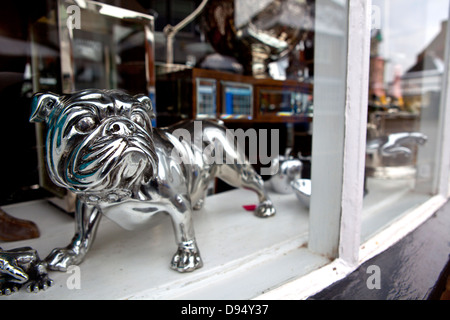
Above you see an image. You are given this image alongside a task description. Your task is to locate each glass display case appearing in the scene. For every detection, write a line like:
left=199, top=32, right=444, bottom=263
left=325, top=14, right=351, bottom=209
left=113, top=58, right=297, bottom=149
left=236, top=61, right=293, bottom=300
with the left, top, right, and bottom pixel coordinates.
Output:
left=156, top=67, right=313, bottom=123
left=221, top=81, right=253, bottom=119
left=195, top=78, right=217, bottom=118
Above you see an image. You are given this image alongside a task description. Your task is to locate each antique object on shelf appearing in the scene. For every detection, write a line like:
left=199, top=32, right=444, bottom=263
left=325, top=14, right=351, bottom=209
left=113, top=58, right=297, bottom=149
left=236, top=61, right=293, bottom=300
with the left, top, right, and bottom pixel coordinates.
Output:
left=156, top=68, right=313, bottom=125
left=268, top=149, right=303, bottom=194
left=30, top=89, right=275, bottom=273
left=365, top=111, right=426, bottom=179
left=291, top=179, right=311, bottom=208
left=201, top=0, right=314, bottom=78
left=366, top=131, right=428, bottom=179
left=0, top=209, right=40, bottom=242
left=0, top=247, right=53, bottom=295
left=163, top=0, right=210, bottom=65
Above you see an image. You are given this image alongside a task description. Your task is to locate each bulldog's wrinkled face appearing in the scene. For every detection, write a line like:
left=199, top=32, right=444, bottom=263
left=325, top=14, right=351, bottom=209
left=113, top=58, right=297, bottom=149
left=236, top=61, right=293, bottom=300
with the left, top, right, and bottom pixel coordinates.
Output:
left=30, top=89, right=158, bottom=195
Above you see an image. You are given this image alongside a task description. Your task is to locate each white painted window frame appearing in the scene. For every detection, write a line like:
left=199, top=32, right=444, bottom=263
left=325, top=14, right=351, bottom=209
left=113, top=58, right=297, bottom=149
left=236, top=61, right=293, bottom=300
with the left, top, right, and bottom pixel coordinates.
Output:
left=256, top=0, right=450, bottom=299
left=308, top=0, right=371, bottom=266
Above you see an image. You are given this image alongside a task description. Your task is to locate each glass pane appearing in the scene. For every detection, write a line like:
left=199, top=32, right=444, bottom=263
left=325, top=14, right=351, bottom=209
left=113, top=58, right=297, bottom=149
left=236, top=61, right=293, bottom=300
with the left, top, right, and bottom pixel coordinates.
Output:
left=220, top=81, right=253, bottom=119
left=363, top=0, right=450, bottom=241
left=156, top=0, right=349, bottom=261
left=0, top=0, right=357, bottom=299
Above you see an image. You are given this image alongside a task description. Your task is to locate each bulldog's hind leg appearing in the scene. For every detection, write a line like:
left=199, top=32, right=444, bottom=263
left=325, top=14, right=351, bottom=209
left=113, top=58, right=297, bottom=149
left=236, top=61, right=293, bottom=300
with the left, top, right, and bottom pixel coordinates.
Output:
left=166, top=195, right=203, bottom=273
left=217, top=163, right=276, bottom=218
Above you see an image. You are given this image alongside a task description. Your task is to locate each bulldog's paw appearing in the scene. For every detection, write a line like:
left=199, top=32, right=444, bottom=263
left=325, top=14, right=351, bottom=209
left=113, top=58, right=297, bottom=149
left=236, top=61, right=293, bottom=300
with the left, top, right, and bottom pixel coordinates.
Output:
left=255, top=200, right=276, bottom=218
left=0, top=284, right=20, bottom=296
left=0, top=248, right=53, bottom=295
left=171, top=240, right=203, bottom=273
left=45, top=247, right=82, bottom=272
left=25, top=275, right=54, bottom=293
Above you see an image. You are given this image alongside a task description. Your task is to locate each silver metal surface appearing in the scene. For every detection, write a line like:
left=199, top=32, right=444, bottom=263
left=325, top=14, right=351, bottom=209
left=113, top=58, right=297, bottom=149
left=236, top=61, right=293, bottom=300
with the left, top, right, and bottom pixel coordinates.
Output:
left=366, top=132, right=427, bottom=179
left=0, top=247, right=53, bottom=295
left=30, top=89, right=275, bottom=273
left=202, top=0, right=314, bottom=77
left=366, top=132, right=427, bottom=158
left=268, top=149, right=302, bottom=194
left=291, top=179, right=311, bottom=208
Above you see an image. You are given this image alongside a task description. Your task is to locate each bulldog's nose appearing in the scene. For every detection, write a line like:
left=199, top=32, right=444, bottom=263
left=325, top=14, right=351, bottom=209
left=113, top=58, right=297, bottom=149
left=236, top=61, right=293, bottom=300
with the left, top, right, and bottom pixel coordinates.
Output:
left=106, top=120, right=136, bottom=136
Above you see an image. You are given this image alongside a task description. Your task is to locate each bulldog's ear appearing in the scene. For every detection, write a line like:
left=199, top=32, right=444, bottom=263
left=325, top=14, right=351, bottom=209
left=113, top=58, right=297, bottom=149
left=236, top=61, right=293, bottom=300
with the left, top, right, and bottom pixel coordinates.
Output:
left=30, top=92, right=60, bottom=123
left=135, top=94, right=155, bottom=119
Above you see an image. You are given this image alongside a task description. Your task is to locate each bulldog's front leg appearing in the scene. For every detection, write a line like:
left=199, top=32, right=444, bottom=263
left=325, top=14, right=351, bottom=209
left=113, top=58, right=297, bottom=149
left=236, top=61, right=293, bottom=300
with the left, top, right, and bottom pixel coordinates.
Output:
left=46, top=199, right=102, bottom=271
left=167, top=195, right=203, bottom=273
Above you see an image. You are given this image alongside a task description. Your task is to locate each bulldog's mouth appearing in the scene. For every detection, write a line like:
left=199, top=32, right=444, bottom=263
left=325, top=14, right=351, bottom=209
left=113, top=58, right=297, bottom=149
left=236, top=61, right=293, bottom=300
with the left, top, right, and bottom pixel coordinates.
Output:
left=105, top=150, right=150, bottom=189
left=119, top=149, right=149, bottom=179
left=65, top=135, right=156, bottom=193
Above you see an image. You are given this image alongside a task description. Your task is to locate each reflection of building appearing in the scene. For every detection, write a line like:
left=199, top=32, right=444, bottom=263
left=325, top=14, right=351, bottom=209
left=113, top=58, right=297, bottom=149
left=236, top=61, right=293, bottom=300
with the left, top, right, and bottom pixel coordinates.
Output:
left=389, top=64, right=404, bottom=109
left=369, top=30, right=387, bottom=108
left=400, top=20, right=447, bottom=111
left=369, top=56, right=386, bottom=104
left=369, top=20, right=448, bottom=112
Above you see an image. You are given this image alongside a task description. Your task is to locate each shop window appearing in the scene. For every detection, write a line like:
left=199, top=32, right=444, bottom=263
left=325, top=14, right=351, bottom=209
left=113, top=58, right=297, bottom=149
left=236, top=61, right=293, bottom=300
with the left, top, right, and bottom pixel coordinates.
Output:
left=1, top=0, right=450, bottom=300
left=362, top=0, right=450, bottom=241
left=1, top=0, right=345, bottom=299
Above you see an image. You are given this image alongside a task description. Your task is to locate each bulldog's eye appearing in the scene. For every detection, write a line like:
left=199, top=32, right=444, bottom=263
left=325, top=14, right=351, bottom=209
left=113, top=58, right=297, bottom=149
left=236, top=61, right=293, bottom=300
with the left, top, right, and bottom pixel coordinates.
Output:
left=130, top=113, right=146, bottom=127
left=75, top=116, right=97, bottom=133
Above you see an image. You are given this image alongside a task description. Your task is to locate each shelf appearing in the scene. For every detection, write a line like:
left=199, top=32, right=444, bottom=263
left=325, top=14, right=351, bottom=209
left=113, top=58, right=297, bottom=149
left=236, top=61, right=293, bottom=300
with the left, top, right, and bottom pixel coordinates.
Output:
left=361, top=177, right=430, bottom=242
left=156, top=68, right=313, bottom=124
left=0, top=187, right=328, bottom=300
left=0, top=175, right=435, bottom=299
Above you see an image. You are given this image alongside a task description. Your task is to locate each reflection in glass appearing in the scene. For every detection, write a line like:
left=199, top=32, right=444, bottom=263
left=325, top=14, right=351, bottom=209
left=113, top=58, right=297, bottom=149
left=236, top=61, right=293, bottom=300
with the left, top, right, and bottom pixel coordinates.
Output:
left=201, top=0, right=314, bottom=78
left=363, top=0, right=449, bottom=240
left=57, top=0, right=155, bottom=97
left=29, top=0, right=156, bottom=206
left=259, top=89, right=311, bottom=116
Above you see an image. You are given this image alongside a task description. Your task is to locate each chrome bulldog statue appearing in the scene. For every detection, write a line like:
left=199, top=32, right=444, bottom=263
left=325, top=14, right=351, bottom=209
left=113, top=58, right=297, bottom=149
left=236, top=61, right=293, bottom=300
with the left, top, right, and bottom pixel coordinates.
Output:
left=30, top=89, right=275, bottom=273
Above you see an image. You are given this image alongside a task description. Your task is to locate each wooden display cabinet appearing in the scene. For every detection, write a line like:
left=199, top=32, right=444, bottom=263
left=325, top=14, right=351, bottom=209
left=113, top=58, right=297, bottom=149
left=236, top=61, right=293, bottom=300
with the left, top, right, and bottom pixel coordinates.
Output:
left=156, top=68, right=313, bottom=126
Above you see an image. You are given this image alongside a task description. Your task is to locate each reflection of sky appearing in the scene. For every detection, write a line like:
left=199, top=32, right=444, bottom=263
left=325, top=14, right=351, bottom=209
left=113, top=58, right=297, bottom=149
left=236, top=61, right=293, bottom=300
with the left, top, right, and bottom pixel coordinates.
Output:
left=373, top=0, right=449, bottom=82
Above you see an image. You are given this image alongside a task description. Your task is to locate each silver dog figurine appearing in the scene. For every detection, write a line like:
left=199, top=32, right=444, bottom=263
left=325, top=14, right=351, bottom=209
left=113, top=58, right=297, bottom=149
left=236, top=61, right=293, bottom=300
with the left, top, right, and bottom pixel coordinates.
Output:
left=30, top=89, right=275, bottom=273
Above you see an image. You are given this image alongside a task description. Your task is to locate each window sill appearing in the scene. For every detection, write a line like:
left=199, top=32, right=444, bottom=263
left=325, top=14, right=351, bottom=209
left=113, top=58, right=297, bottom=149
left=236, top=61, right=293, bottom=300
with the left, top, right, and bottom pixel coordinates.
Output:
left=1, top=188, right=329, bottom=300
left=361, top=177, right=430, bottom=242
left=3, top=178, right=444, bottom=300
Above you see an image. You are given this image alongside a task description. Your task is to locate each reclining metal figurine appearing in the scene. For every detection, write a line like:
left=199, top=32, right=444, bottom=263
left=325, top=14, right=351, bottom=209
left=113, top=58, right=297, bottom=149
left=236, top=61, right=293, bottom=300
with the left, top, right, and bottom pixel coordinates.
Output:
left=0, top=247, right=53, bottom=295
left=30, top=89, right=275, bottom=273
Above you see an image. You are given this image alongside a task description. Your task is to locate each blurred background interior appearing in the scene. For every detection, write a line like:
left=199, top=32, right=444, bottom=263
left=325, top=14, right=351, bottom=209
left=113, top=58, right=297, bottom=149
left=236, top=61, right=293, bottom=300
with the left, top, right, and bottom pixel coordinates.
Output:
left=0, top=0, right=448, bottom=210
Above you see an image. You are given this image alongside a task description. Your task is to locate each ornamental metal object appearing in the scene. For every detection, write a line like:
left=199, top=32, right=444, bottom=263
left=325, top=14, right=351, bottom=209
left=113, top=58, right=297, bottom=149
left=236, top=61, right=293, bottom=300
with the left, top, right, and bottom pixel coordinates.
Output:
left=202, top=0, right=314, bottom=78
left=268, top=149, right=303, bottom=194
left=30, top=89, right=275, bottom=273
left=0, top=247, right=53, bottom=295
left=365, top=132, right=428, bottom=179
